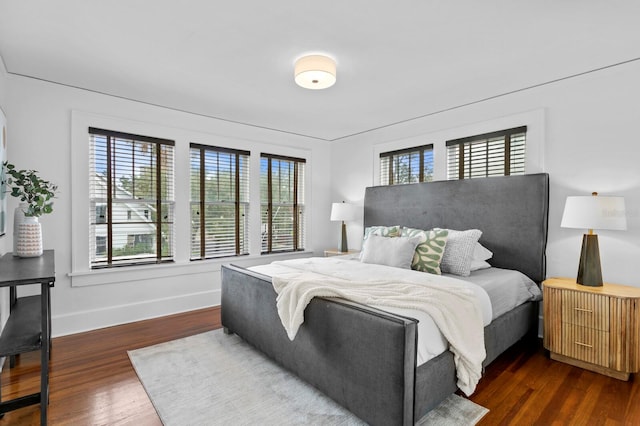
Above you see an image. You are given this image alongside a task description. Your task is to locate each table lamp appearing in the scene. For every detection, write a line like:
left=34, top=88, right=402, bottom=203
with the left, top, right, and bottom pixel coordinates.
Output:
left=560, top=192, right=626, bottom=286
left=330, top=202, right=358, bottom=252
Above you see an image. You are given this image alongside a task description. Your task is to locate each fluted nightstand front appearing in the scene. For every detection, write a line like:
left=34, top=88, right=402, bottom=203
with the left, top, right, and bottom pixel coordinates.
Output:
left=543, top=277, right=640, bottom=380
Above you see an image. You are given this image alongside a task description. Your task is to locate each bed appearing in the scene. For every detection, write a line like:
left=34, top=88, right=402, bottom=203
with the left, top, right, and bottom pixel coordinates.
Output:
left=221, top=173, right=549, bottom=425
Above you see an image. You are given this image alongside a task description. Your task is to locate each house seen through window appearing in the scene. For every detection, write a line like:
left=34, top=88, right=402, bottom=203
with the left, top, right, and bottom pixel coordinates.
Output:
left=89, top=127, right=175, bottom=268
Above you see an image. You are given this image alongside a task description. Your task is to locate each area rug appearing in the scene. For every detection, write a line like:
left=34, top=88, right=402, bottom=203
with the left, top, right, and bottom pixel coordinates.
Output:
left=128, top=330, right=488, bottom=425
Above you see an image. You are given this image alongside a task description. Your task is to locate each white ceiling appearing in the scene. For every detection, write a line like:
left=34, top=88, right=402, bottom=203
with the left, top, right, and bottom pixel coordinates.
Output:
left=1, top=1, right=640, bottom=141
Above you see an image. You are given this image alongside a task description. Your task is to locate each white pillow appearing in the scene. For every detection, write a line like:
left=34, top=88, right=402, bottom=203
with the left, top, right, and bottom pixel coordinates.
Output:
left=360, top=225, right=401, bottom=260
left=473, top=242, right=493, bottom=261
left=436, top=228, right=483, bottom=276
left=360, top=235, right=421, bottom=269
left=470, top=259, right=492, bottom=271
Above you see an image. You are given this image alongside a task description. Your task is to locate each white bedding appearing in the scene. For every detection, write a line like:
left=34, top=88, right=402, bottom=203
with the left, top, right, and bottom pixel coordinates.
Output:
left=248, top=256, right=540, bottom=394
left=249, top=257, right=492, bottom=362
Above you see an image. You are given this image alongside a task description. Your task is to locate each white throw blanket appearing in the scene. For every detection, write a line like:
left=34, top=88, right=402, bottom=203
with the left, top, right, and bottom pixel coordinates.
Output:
left=269, top=257, right=486, bottom=395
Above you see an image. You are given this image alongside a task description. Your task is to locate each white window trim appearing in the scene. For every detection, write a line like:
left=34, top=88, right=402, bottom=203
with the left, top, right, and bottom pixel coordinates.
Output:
left=71, top=110, right=312, bottom=287
left=372, top=109, right=545, bottom=184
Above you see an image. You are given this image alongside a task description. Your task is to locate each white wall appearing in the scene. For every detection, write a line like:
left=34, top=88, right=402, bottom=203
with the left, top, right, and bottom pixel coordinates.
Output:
left=5, top=74, right=333, bottom=337
left=0, top=56, right=6, bottom=120
left=330, top=59, right=640, bottom=289
left=0, top=55, right=8, bottom=255
left=0, top=55, right=10, bottom=338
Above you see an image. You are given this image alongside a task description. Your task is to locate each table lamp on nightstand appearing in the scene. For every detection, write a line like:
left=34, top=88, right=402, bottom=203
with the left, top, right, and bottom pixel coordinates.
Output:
left=330, top=201, right=358, bottom=253
left=560, top=192, right=627, bottom=286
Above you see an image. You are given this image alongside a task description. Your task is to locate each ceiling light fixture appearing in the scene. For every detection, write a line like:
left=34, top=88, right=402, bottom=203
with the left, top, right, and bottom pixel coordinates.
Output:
left=294, top=54, right=336, bottom=90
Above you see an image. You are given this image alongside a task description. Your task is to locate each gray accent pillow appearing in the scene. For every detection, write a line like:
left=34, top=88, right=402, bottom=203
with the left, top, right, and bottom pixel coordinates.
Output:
left=437, top=228, right=483, bottom=276
left=360, top=235, right=421, bottom=269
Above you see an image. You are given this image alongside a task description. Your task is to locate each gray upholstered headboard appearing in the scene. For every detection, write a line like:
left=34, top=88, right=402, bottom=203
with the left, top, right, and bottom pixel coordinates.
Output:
left=364, top=173, right=549, bottom=283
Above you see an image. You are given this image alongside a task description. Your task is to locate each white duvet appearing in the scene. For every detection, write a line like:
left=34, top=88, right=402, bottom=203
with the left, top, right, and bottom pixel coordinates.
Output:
left=249, top=256, right=492, bottom=395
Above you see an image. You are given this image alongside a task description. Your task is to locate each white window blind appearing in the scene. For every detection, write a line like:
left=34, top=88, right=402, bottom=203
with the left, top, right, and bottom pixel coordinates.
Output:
left=260, top=154, right=306, bottom=254
left=189, top=144, right=250, bottom=260
left=89, top=128, right=175, bottom=268
left=380, top=144, right=433, bottom=185
left=446, top=126, right=526, bottom=180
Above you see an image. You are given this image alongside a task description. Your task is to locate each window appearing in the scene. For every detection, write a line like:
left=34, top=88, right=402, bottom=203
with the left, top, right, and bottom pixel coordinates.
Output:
left=260, top=154, right=306, bottom=253
left=447, top=126, right=526, bottom=180
left=96, top=204, right=107, bottom=224
left=189, top=144, right=250, bottom=259
left=89, top=128, right=175, bottom=268
left=96, top=236, right=106, bottom=256
left=380, top=144, right=434, bottom=185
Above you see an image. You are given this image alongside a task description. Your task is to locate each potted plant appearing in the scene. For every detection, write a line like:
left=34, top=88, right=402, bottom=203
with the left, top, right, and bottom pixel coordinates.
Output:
left=2, top=161, right=58, bottom=256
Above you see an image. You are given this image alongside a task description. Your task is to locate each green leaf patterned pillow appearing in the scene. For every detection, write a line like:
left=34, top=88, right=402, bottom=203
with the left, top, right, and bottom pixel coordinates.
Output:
left=401, top=227, right=449, bottom=274
left=363, top=225, right=401, bottom=242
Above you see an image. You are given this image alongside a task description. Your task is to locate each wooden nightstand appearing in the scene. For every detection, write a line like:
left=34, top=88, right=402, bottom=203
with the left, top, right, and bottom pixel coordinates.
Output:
left=543, top=277, right=640, bottom=380
left=324, top=249, right=359, bottom=257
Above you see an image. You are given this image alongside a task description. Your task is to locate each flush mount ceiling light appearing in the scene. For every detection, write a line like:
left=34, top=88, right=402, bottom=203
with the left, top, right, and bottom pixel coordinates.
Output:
left=294, top=54, right=336, bottom=90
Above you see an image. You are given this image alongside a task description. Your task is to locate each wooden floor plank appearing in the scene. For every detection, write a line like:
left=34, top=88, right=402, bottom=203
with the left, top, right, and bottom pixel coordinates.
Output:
left=1, top=306, right=638, bottom=425
left=0, top=307, right=219, bottom=425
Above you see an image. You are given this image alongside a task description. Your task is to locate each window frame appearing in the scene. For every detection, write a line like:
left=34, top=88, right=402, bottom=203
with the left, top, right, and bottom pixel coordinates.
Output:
left=446, top=126, right=527, bottom=180
left=89, top=127, right=175, bottom=269
left=260, top=153, right=306, bottom=254
left=189, top=143, right=250, bottom=260
left=379, top=144, right=434, bottom=185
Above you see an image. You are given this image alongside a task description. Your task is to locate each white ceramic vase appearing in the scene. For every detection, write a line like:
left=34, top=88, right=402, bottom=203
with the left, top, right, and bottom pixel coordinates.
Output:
left=16, top=214, right=43, bottom=257
left=13, top=203, right=28, bottom=255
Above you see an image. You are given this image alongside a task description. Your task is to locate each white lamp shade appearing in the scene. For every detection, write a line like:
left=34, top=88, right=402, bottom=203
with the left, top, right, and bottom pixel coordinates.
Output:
left=294, top=55, right=336, bottom=90
left=330, top=202, right=358, bottom=222
left=561, top=195, right=627, bottom=231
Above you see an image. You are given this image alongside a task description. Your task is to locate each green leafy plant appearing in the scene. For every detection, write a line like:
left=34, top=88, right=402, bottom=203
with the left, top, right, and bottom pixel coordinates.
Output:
left=2, top=161, right=58, bottom=217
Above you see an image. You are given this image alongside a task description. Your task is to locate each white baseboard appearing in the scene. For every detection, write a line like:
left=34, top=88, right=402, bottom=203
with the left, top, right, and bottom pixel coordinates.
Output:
left=52, top=289, right=221, bottom=337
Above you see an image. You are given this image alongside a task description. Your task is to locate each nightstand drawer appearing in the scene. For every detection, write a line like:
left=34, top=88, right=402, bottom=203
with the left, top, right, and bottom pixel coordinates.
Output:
left=561, top=323, right=610, bottom=367
left=561, top=291, right=610, bottom=331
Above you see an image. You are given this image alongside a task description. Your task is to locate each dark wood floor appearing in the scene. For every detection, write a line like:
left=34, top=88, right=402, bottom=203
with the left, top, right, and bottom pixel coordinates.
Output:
left=0, top=307, right=220, bottom=425
left=472, top=338, right=640, bottom=425
left=0, top=306, right=638, bottom=425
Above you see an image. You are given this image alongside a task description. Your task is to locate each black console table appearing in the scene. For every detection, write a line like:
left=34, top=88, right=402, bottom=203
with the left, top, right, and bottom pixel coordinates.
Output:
left=0, top=250, right=55, bottom=425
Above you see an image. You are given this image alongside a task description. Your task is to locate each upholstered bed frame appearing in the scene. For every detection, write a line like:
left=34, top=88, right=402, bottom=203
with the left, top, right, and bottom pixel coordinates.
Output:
left=221, top=173, right=549, bottom=425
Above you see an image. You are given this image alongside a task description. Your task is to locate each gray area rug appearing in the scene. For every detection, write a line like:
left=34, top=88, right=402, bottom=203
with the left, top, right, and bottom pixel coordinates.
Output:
left=128, top=330, right=488, bottom=425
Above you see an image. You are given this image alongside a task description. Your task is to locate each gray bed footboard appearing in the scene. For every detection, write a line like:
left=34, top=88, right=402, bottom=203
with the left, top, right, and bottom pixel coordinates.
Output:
left=412, top=300, right=537, bottom=419
left=221, top=264, right=418, bottom=426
